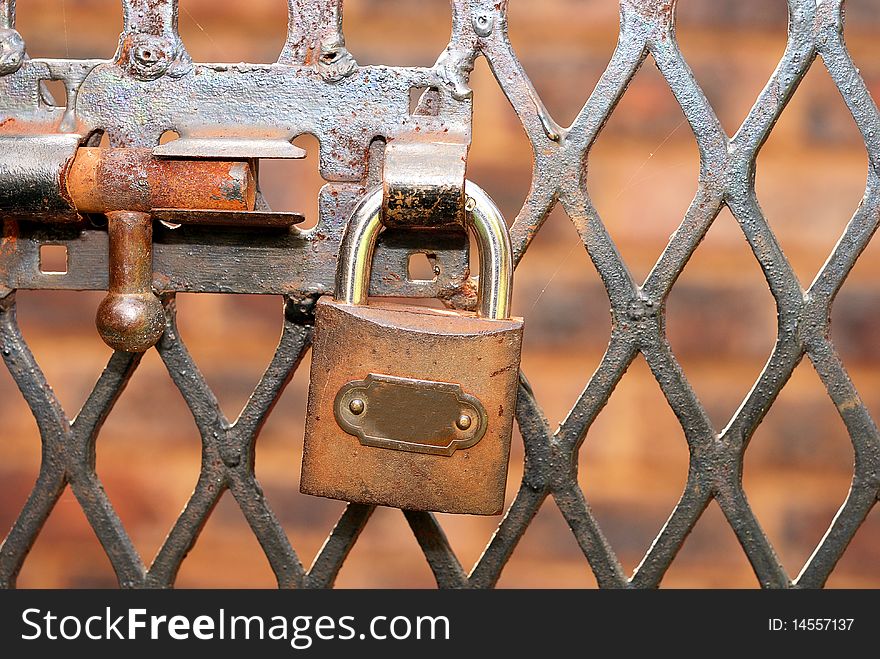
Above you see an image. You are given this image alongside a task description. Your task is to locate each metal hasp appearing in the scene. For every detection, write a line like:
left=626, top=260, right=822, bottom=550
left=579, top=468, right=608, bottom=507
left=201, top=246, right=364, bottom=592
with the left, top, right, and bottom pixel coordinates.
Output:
left=64, top=146, right=304, bottom=351
left=0, top=139, right=304, bottom=351
left=0, top=1, right=477, bottom=315
left=302, top=183, right=522, bottom=516
left=382, top=135, right=468, bottom=230
left=62, top=146, right=278, bottom=351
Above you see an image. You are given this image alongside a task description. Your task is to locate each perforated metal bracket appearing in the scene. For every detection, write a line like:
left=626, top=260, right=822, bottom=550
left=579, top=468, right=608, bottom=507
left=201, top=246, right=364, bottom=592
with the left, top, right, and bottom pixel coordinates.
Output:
left=0, top=0, right=476, bottom=306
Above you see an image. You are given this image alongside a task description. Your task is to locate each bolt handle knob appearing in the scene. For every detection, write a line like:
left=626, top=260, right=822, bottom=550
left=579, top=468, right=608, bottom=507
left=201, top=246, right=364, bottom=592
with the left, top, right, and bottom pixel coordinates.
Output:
left=95, top=211, right=165, bottom=352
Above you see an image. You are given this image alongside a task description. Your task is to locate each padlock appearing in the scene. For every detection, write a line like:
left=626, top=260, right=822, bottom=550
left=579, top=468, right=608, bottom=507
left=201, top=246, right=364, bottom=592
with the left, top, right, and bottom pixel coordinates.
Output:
left=301, top=182, right=523, bottom=515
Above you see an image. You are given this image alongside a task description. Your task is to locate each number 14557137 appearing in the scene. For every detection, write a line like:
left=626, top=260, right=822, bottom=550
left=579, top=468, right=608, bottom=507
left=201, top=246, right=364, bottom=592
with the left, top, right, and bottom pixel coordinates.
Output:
left=769, top=619, right=854, bottom=631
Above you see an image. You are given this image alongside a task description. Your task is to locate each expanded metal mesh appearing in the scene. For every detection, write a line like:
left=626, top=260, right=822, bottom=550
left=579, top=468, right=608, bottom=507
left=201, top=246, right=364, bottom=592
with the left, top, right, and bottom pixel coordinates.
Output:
left=2, top=0, right=879, bottom=588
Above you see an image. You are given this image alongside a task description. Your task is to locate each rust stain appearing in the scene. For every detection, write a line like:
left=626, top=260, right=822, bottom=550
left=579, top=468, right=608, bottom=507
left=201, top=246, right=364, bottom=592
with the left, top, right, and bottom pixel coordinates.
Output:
left=66, top=148, right=256, bottom=213
left=0, top=220, right=20, bottom=279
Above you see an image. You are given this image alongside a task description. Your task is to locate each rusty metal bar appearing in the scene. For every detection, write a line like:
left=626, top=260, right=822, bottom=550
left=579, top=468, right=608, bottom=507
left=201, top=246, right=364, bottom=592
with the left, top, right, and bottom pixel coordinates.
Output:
left=67, top=148, right=256, bottom=214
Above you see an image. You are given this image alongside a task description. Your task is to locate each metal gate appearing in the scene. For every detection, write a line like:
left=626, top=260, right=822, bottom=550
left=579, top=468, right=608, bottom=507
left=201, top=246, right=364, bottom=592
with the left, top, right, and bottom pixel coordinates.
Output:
left=0, top=0, right=878, bottom=588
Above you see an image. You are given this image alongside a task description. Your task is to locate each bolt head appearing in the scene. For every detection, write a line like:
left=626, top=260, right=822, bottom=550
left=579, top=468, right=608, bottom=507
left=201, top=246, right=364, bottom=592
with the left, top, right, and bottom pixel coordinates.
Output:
left=134, top=45, right=163, bottom=65
left=349, top=398, right=366, bottom=415
left=472, top=12, right=495, bottom=37
left=126, top=34, right=184, bottom=80
left=456, top=414, right=472, bottom=431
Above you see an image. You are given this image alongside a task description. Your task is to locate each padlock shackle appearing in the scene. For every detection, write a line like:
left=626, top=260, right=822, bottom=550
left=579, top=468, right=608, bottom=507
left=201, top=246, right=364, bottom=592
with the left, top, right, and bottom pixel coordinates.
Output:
left=336, top=182, right=513, bottom=319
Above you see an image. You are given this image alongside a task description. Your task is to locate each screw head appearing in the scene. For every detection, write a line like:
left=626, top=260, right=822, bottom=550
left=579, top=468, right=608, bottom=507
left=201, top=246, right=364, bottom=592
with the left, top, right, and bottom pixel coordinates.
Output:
left=472, top=12, right=495, bottom=37
left=456, top=414, right=472, bottom=431
left=134, top=44, right=163, bottom=65
left=349, top=398, right=366, bottom=415
left=126, top=34, right=186, bottom=80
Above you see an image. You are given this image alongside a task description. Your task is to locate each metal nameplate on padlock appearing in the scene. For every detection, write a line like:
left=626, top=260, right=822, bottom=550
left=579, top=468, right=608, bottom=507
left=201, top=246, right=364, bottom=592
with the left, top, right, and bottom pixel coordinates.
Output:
left=334, top=373, right=488, bottom=456
left=301, top=182, right=523, bottom=516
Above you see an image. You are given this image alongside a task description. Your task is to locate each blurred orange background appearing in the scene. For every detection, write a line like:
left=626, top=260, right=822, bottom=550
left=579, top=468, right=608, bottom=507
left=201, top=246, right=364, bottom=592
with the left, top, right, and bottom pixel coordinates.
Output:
left=2, top=0, right=880, bottom=587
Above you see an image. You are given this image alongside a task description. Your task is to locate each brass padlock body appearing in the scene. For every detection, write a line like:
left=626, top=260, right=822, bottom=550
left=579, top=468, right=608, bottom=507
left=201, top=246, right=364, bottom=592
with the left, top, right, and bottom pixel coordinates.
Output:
left=301, top=181, right=522, bottom=515
left=302, top=297, right=522, bottom=515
